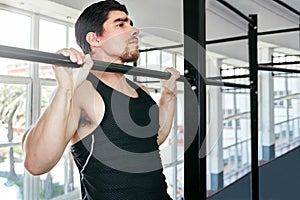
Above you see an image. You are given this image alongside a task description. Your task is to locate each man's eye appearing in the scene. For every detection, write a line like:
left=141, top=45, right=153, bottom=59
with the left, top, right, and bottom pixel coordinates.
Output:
left=117, top=23, right=124, bottom=27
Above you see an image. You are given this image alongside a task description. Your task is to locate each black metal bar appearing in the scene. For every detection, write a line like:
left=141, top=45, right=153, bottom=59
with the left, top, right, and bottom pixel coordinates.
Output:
left=207, top=74, right=250, bottom=80
left=222, top=90, right=250, bottom=95
left=282, top=72, right=300, bottom=76
left=259, top=66, right=300, bottom=73
left=0, top=44, right=186, bottom=82
left=206, top=79, right=251, bottom=88
left=138, top=27, right=300, bottom=51
left=259, top=60, right=300, bottom=66
left=216, top=0, right=255, bottom=25
left=184, top=0, right=204, bottom=199
left=273, top=74, right=300, bottom=78
left=139, top=44, right=183, bottom=52
left=139, top=27, right=299, bottom=51
left=258, top=27, right=300, bottom=36
left=207, top=35, right=248, bottom=44
left=273, top=0, right=300, bottom=16
left=198, top=0, right=207, bottom=196
left=248, top=14, right=259, bottom=200
left=207, top=27, right=300, bottom=45
left=138, top=28, right=300, bottom=50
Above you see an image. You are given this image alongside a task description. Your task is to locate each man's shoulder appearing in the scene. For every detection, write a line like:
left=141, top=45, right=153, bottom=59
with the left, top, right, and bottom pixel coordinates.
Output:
left=73, top=80, right=102, bottom=111
left=75, top=79, right=105, bottom=121
left=75, top=80, right=97, bottom=98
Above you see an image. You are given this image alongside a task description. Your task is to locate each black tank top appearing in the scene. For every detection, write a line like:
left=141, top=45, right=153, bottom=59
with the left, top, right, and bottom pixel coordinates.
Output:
left=70, top=73, right=172, bottom=200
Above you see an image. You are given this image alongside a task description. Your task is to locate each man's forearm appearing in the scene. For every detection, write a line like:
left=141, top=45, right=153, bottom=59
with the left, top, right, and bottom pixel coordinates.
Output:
left=157, top=90, right=176, bottom=146
left=23, top=88, right=75, bottom=175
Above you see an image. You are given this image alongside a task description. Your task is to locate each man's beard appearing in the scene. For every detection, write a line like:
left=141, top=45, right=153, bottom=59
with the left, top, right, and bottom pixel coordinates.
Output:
left=120, top=47, right=139, bottom=63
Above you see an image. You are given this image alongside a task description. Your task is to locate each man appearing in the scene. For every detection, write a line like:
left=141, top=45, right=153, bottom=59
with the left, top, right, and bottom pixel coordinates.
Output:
left=22, top=0, right=180, bottom=199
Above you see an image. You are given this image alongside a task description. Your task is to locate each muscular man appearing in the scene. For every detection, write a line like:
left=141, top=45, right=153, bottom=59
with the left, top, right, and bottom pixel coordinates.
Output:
left=23, top=0, right=180, bottom=199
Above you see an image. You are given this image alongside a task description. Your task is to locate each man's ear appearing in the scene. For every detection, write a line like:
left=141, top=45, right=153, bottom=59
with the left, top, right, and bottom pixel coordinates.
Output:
left=86, top=32, right=101, bottom=47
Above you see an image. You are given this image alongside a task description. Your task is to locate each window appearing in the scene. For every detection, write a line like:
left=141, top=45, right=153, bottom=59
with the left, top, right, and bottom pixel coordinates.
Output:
left=68, top=27, right=80, bottom=49
left=0, top=10, right=31, bottom=49
left=274, top=91, right=284, bottom=107
left=0, top=10, right=31, bottom=77
left=0, top=8, right=32, bottom=200
left=0, top=83, right=29, bottom=200
left=0, top=7, right=82, bottom=200
left=39, top=19, right=67, bottom=79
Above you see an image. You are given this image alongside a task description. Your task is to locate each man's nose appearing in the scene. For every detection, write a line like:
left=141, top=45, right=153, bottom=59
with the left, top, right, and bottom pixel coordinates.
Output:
left=131, top=26, right=139, bottom=37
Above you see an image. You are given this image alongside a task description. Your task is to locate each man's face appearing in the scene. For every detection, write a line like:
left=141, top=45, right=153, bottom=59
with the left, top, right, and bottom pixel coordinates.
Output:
left=98, top=10, right=139, bottom=63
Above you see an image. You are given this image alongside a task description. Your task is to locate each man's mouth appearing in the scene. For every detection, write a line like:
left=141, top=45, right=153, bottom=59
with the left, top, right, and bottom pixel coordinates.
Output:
left=129, top=38, right=139, bottom=45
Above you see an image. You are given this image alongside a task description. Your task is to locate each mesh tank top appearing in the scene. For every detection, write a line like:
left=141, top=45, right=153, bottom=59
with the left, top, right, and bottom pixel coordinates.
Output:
left=70, top=73, right=172, bottom=200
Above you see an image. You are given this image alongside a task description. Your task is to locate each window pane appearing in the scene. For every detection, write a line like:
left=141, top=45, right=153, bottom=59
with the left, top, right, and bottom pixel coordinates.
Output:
left=39, top=19, right=67, bottom=79
left=0, top=84, right=27, bottom=142
left=177, top=162, right=184, bottom=199
left=0, top=10, right=31, bottom=48
left=147, top=50, right=161, bottom=70
left=68, top=27, right=81, bottom=51
left=39, top=150, right=80, bottom=199
left=176, top=54, right=184, bottom=75
left=145, top=50, right=161, bottom=83
left=164, top=166, right=174, bottom=198
left=0, top=10, right=31, bottom=77
left=39, top=19, right=67, bottom=52
left=40, top=85, right=56, bottom=114
left=0, top=58, right=31, bottom=77
left=0, top=83, right=27, bottom=200
left=162, top=51, right=173, bottom=68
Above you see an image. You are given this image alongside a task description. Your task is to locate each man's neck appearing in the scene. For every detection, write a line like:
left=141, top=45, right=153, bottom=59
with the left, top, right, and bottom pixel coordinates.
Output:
left=89, top=50, right=130, bottom=87
left=91, top=50, right=124, bottom=65
left=91, top=70, right=126, bottom=86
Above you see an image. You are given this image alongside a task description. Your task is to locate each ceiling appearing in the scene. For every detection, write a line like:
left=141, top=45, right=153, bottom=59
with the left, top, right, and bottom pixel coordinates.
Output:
left=1, top=0, right=300, bottom=64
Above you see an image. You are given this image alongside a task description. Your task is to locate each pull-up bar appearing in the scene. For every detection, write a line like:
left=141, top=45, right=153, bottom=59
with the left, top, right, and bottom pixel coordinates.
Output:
left=0, top=45, right=186, bottom=82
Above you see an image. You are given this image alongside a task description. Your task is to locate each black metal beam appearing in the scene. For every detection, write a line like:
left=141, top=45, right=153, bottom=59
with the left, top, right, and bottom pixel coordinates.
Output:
left=139, top=26, right=300, bottom=50
left=138, top=28, right=300, bottom=49
left=273, top=74, right=300, bottom=78
left=258, top=27, right=300, bottom=36
left=248, top=14, right=259, bottom=200
left=206, top=79, right=251, bottom=89
left=207, top=26, right=300, bottom=45
left=207, top=74, right=250, bottom=80
left=139, top=44, right=183, bottom=52
left=216, top=0, right=255, bottom=25
left=0, top=44, right=186, bottom=82
left=259, top=60, right=300, bottom=66
left=183, top=0, right=205, bottom=199
left=207, top=60, right=300, bottom=81
left=207, top=35, right=248, bottom=45
left=259, top=66, right=300, bottom=73
left=273, top=0, right=300, bottom=16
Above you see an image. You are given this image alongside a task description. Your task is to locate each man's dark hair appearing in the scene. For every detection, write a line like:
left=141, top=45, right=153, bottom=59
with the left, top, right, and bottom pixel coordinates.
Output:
left=75, top=0, right=128, bottom=54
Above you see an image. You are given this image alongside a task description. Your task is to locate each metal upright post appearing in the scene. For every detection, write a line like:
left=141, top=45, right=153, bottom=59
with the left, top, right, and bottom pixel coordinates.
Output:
left=183, top=0, right=206, bottom=199
left=248, top=14, right=259, bottom=200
